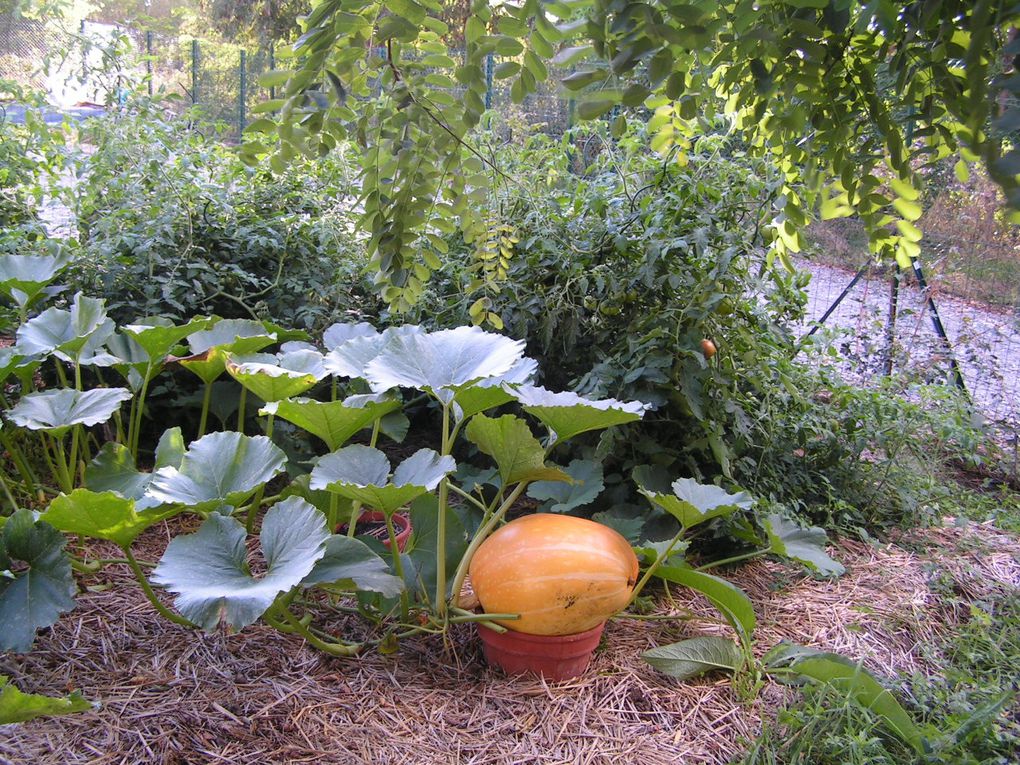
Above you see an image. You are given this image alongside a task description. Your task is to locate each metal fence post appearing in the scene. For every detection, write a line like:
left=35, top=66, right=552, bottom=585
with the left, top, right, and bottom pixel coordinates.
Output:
left=191, top=38, right=199, bottom=104
left=269, top=43, right=276, bottom=100
left=239, top=48, right=247, bottom=138
left=145, top=31, right=153, bottom=96
left=484, top=53, right=494, bottom=110
left=883, top=264, right=900, bottom=376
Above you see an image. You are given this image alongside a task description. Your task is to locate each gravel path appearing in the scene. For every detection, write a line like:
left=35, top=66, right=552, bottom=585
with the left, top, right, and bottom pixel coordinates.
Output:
left=797, top=257, right=1020, bottom=430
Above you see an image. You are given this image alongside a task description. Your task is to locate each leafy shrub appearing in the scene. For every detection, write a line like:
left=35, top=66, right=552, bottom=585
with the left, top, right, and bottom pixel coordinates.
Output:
left=65, top=101, right=376, bottom=332
left=401, top=122, right=998, bottom=535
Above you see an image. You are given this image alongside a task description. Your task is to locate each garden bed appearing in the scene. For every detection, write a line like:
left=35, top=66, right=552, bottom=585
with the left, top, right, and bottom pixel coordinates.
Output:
left=3, top=521, right=1017, bottom=765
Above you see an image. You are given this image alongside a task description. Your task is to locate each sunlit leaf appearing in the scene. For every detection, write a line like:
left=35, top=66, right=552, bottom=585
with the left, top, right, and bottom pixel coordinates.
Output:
left=6, top=388, right=132, bottom=436
left=225, top=354, right=320, bottom=402
left=465, top=414, right=570, bottom=485
left=511, top=384, right=647, bottom=443
left=638, top=477, right=754, bottom=529
left=260, top=394, right=401, bottom=451
left=322, top=321, right=379, bottom=350
left=364, top=325, right=525, bottom=403
left=41, top=489, right=154, bottom=548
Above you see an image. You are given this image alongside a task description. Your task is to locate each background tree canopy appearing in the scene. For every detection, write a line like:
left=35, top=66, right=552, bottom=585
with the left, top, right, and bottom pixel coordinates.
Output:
left=247, top=0, right=1020, bottom=312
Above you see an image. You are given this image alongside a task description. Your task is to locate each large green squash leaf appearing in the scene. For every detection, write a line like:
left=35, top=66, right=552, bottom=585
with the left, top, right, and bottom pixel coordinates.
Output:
left=6, top=388, right=132, bottom=436
left=0, top=510, right=76, bottom=652
left=16, top=293, right=115, bottom=363
left=85, top=428, right=184, bottom=510
left=302, top=535, right=404, bottom=596
left=363, top=325, right=525, bottom=402
left=260, top=394, right=401, bottom=451
left=225, top=354, right=320, bottom=402
left=121, top=316, right=213, bottom=362
left=638, top=477, right=754, bottom=530
left=763, top=514, right=845, bottom=576
left=448, top=357, right=536, bottom=421
left=0, top=252, right=68, bottom=309
left=0, top=346, right=42, bottom=388
left=150, top=497, right=330, bottom=631
left=146, top=432, right=287, bottom=511
left=309, top=445, right=455, bottom=515
left=41, top=490, right=156, bottom=549
left=175, top=319, right=280, bottom=383
left=511, top=384, right=647, bottom=443
left=322, top=321, right=378, bottom=351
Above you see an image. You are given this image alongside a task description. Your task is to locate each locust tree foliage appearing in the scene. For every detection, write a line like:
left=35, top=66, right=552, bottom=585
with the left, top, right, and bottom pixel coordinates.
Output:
left=248, top=0, right=1020, bottom=309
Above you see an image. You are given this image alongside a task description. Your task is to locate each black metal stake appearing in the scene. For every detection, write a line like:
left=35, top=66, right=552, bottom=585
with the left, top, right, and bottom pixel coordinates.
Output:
left=884, top=263, right=900, bottom=376
left=803, top=263, right=870, bottom=339
left=910, top=257, right=970, bottom=398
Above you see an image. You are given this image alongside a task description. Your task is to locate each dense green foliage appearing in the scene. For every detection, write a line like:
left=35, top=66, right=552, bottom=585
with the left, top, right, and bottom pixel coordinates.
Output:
left=392, top=123, right=989, bottom=537
left=65, top=103, right=373, bottom=332
left=254, top=0, right=1020, bottom=314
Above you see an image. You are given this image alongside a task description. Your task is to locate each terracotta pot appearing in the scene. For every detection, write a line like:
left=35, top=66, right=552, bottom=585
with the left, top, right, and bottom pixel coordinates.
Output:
left=476, top=622, right=605, bottom=681
left=338, top=511, right=412, bottom=552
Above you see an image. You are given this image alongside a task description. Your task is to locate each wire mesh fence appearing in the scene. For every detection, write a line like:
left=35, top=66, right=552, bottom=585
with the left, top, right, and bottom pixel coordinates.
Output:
left=797, top=225, right=1020, bottom=462
left=0, top=17, right=276, bottom=138
left=0, top=18, right=580, bottom=140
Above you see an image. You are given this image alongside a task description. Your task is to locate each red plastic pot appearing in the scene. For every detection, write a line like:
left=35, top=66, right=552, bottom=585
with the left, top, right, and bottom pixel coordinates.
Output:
left=476, top=622, right=605, bottom=681
left=338, top=511, right=412, bottom=552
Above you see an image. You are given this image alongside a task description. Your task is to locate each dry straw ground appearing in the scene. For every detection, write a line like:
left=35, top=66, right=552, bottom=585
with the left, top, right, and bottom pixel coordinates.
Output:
left=2, top=519, right=1018, bottom=765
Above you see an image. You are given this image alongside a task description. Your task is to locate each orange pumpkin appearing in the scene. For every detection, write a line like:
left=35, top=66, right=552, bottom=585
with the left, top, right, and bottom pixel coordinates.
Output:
left=469, top=514, right=640, bottom=636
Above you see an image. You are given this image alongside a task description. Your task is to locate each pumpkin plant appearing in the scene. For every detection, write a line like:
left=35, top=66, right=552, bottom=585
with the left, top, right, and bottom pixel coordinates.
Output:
left=0, top=253, right=651, bottom=656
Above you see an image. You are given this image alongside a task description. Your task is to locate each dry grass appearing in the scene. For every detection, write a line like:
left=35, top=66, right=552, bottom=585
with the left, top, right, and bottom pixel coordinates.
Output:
left=2, top=521, right=1018, bottom=765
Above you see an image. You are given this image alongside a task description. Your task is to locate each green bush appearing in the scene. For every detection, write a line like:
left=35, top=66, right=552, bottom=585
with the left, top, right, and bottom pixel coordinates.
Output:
left=405, top=122, right=994, bottom=535
left=65, top=101, right=376, bottom=332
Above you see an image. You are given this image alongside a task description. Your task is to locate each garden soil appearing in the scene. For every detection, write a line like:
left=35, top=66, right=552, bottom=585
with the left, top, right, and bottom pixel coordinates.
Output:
left=2, top=520, right=1017, bottom=765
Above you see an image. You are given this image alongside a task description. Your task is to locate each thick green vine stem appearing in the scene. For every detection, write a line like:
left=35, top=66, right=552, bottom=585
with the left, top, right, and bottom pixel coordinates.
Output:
left=265, top=607, right=361, bottom=657
left=122, top=546, right=197, bottom=629
left=448, top=481, right=529, bottom=609
left=197, top=382, right=213, bottom=439
left=434, top=402, right=452, bottom=620
left=384, top=512, right=410, bottom=622
left=627, top=528, right=688, bottom=608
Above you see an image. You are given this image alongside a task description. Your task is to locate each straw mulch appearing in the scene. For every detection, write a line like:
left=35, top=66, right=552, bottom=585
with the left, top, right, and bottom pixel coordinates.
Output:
left=2, top=519, right=1018, bottom=765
